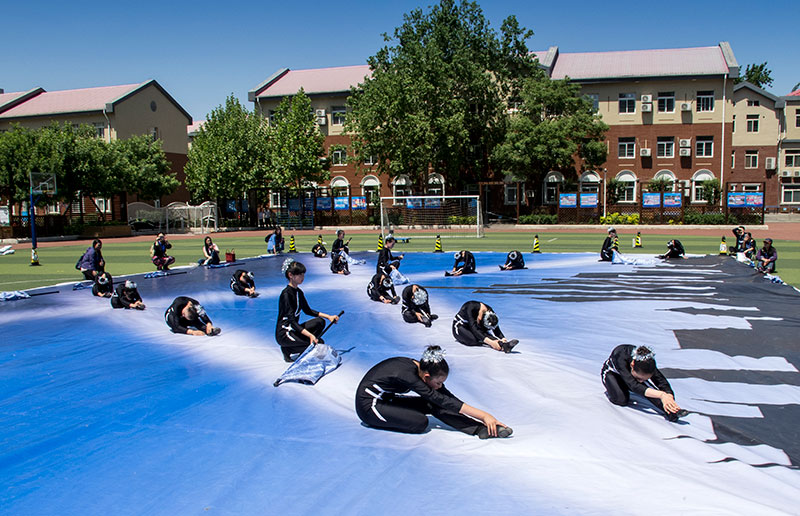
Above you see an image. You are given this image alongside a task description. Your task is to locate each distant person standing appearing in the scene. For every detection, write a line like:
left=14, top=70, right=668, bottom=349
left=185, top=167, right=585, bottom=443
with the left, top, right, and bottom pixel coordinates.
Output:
left=151, top=233, right=176, bottom=271
left=76, top=239, right=105, bottom=281
left=266, top=227, right=284, bottom=254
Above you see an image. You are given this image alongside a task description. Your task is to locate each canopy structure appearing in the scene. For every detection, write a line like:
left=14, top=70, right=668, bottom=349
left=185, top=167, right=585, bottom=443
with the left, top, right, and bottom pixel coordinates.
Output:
left=1, top=251, right=798, bottom=514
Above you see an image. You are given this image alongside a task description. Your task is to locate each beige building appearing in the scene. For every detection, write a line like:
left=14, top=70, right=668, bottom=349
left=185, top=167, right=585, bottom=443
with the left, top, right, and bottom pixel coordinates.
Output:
left=778, top=91, right=800, bottom=209
left=0, top=80, right=192, bottom=219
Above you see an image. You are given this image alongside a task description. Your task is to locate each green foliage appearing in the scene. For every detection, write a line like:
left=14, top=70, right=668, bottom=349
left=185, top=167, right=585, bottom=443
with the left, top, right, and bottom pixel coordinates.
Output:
left=112, top=135, right=177, bottom=201
left=491, top=77, right=608, bottom=184
left=599, top=212, right=640, bottom=225
left=267, top=89, right=329, bottom=190
left=606, top=178, right=624, bottom=205
left=699, top=178, right=722, bottom=205
left=683, top=212, right=727, bottom=225
left=734, top=62, right=774, bottom=88
left=185, top=94, right=270, bottom=200
left=518, top=214, right=557, bottom=224
left=646, top=178, right=674, bottom=193
left=446, top=215, right=478, bottom=224
left=345, top=0, right=539, bottom=188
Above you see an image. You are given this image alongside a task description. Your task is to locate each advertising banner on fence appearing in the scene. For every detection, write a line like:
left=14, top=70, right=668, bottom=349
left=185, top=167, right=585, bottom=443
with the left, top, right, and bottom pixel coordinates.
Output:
left=351, top=196, right=367, bottom=210
left=426, top=198, right=442, bottom=208
left=580, top=193, right=598, bottom=208
left=727, top=192, right=764, bottom=207
left=559, top=193, right=577, bottom=208
left=663, top=193, right=682, bottom=207
left=334, top=197, right=349, bottom=210
left=406, top=198, right=423, bottom=209
left=316, top=197, right=332, bottom=210
left=642, top=193, right=661, bottom=207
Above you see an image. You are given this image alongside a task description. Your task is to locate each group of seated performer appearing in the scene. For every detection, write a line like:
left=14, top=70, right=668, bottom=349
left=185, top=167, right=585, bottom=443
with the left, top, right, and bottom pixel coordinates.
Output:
left=445, top=250, right=475, bottom=276
left=367, top=269, right=400, bottom=304
left=600, top=227, right=617, bottom=261
left=111, top=280, right=145, bottom=310
left=230, top=269, right=259, bottom=297
left=165, top=296, right=222, bottom=336
left=199, top=236, right=221, bottom=265
left=401, top=284, right=438, bottom=327
left=452, top=300, right=518, bottom=353
left=312, top=235, right=328, bottom=258
left=658, top=239, right=685, bottom=260
left=275, top=259, right=339, bottom=362
left=355, top=345, right=513, bottom=438
left=499, top=250, right=525, bottom=270
left=92, top=271, right=114, bottom=298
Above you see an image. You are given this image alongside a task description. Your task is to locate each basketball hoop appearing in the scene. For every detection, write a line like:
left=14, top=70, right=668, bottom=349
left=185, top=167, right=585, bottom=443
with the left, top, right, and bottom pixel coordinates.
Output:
left=30, top=172, right=57, bottom=196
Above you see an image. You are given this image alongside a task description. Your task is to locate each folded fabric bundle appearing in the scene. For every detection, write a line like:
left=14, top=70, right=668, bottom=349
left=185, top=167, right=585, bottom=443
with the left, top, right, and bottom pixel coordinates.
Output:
left=0, top=290, right=31, bottom=301
left=274, top=343, right=342, bottom=387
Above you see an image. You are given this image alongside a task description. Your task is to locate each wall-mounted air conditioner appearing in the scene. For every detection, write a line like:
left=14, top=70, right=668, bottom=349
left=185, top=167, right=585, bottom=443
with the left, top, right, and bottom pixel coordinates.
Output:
left=679, top=148, right=691, bottom=157
left=780, top=170, right=791, bottom=177
left=641, top=103, right=652, bottom=112
left=795, top=171, right=800, bottom=177
left=765, top=157, right=776, bottom=170
left=316, top=117, right=327, bottom=125
left=641, top=94, right=652, bottom=103
left=680, top=102, right=692, bottom=111
left=679, top=138, right=691, bottom=147
left=315, top=109, right=326, bottom=117
left=640, top=148, right=652, bottom=157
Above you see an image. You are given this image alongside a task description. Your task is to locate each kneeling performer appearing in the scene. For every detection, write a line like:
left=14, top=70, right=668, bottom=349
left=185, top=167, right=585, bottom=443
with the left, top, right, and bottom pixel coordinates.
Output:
left=452, top=300, right=518, bottom=353
left=165, top=296, right=221, bottom=336
left=446, top=250, right=476, bottom=276
left=92, top=271, right=113, bottom=298
left=230, top=269, right=258, bottom=297
left=276, top=259, right=339, bottom=362
left=355, top=345, right=512, bottom=438
left=401, top=284, right=437, bottom=327
left=111, top=280, right=145, bottom=310
left=367, top=270, right=399, bottom=304
left=499, top=250, right=525, bottom=270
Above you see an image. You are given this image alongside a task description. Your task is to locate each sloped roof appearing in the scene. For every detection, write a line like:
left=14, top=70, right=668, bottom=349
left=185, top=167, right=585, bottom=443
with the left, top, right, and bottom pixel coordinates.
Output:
left=734, top=81, right=780, bottom=103
left=788, top=89, right=800, bottom=97
left=547, top=44, right=736, bottom=81
left=187, top=120, right=205, bottom=136
left=0, top=80, right=191, bottom=122
left=250, top=65, right=371, bottom=100
left=0, top=88, right=46, bottom=114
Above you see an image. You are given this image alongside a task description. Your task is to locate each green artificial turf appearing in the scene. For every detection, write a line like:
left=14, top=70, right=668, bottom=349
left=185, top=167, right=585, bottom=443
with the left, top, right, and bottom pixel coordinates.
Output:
left=2, top=230, right=798, bottom=291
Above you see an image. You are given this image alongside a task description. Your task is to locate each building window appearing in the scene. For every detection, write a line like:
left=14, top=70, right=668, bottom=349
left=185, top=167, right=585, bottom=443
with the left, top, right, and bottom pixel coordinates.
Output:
left=268, top=110, right=276, bottom=125
left=618, top=93, right=635, bottom=114
left=696, top=91, right=714, bottom=112
left=94, top=197, right=112, bottom=214
left=742, top=184, right=761, bottom=192
left=585, top=94, right=599, bottom=111
left=796, top=109, right=800, bottom=128
left=543, top=172, right=564, bottom=204
left=580, top=171, right=600, bottom=193
left=427, top=173, right=445, bottom=197
left=364, top=155, right=377, bottom=166
left=747, top=100, right=760, bottom=107
left=93, top=122, right=106, bottom=139
left=732, top=114, right=736, bottom=133
left=331, top=106, right=346, bottom=125
left=616, top=171, right=637, bottom=203
left=746, top=114, right=759, bottom=133
left=393, top=175, right=410, bottom=203
left=618, top=137, right=635, bottom=158
left=47, top=203, right=60, bottom=215
left=692, top=171, right=714, bottom=203
left=657, top=92, right=675, bottom=113
left=330, top=177, right=350, bottom=198
left=657, top=137, right=674, bottom=158
left=149, top=127, right=159, bottom=142
left=783, top=184, right=800, bottom=203
left=731, top=151, right=735, bottom=168
left=786, top=151, right=800, bottom=167
left=331, top=148, right=347, bottom=166
left=745, top=151, right=758, bottom=168
left=504, top=184, right=518, bottom=205
left=696, top=136, right=714, bottom=158
left=269, top=191, right=281, bottom=208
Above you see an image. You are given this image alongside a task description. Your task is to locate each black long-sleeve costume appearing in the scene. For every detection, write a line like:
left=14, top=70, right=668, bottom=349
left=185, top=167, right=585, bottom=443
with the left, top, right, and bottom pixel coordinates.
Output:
left=230, top=269, right=255, bottom=296
left=662, top=240, right=685, bottom=259
left=275, top=285, right=325, bottom=361
left=452, top=300, right=505, bottom=346
left=111, top=284, right=143, bottom=309
left=600, top=237, right=615, bottom=261
left=401, top=285, right=432, bottom=324
left=502, top=251, right=525, bottom=270
left=312, top=243, right=327, bottom=258
left=601, top=344, right=674, bottom=413
left=367, top=273, right=397, bottom=302
left=332, top=238, right=349, bottom=255
left=165, top=296, right=212, bottom=334
left=355, top=357, right=482, bottom=435
left=376, top=247, right=401, bottom=274
left=330, top=252, right=349, bottom=274
left=91, top=273, right=113, bottom=297
left=452, top=251, right=476, bottom=274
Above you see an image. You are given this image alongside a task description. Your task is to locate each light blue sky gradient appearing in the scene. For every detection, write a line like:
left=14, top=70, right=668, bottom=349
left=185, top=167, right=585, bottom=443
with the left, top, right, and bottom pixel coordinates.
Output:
left=1, top=0, right=795, bottom=121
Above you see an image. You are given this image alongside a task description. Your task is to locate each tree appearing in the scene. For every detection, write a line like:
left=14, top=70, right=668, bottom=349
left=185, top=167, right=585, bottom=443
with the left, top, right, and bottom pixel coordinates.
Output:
left=345, top=0, right=539, bottom=190
left=185, top=94, right=270, bottom=201
left=734, top=62, right=774, bottom=88
left=0, top=125, right=37, bottom=205
left=266, top=89, right=328, bottom=191
left=113, top=135, right=177, bottom=201
left=700, top=178, right=722, bottom=205
left=491, top=78, right=608, bottom=185
left=646, top=177, right=674, bottom=193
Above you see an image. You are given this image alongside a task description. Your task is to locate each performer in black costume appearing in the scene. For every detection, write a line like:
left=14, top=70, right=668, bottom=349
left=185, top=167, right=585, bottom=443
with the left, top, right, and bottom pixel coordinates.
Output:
left=275, top=259, right=339, bottom=362
left=312, top=235, right=327, bottom=258
left=452, top=300, right=518, bottom=353
left=401, top=284, right=438, bottom=327
left=330, top=251, right=350, bottom=275
left=92, top=271, right=113, bottom=298
left=355, top=345, right=512, bottom=438
left=165, top=296, right=221, bottom=336
left=499, top=250, right=525, bottom=270
left=600, top=227, right=616, bottom=261
left=601, top=344, right=688, bottom=422
left=367, top=271, right=399, bottom=304
left=658, top=239, right=685, bottom=260
left=376, top=236, right=404, bottom=274
left=111, top=280, right=145, bottom=309
left=230, top=269, right=258, bottom=297
left=332, top=230, right=350, bottom=255
left=446, top=250, right=475, bottom=276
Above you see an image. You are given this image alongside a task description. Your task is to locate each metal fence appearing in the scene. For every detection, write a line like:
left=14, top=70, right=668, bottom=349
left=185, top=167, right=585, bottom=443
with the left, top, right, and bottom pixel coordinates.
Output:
left=127, top=202, right=218, bottom=233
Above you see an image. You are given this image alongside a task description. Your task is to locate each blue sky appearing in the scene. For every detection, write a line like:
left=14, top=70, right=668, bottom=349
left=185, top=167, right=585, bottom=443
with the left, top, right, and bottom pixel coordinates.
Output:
left=1, top=0, right=795, bottom=121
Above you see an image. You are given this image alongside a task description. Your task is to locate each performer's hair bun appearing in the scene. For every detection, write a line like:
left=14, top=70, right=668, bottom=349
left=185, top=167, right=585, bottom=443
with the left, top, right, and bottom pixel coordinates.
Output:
left=420, top=345, right=449, bottom=377
left=631, top=345, right=657, bottom=374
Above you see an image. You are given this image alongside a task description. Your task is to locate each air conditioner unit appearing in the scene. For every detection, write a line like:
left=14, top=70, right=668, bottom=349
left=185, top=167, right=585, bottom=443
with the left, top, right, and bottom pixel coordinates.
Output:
left=641, top=94, right=652, bottom=103
left=679, top=138, right=691, bottom=147
left=640, top=148, right=652, bottom=157
left=780, top=170, right=791, bottom=177
left=679, top=148, right=692, bottom=157
left=640, top=103, right=652, bottom=112
left=315, top=109, right=326, bottom=117
left=795, top=171, right=800, bottom=177
left=316, top=117, right=327, bottom=126
left=680, top=102, right=692, bottom=111
left=765, top=157, right=776, bottom=170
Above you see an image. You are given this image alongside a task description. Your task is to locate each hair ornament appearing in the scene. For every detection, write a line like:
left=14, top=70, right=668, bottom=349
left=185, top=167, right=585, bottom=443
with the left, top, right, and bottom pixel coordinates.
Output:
left=281, top=258, right=296, bottom=274
left=632, top=346, right=655, bottom=362
left=421, top=346, right=446, bottom=363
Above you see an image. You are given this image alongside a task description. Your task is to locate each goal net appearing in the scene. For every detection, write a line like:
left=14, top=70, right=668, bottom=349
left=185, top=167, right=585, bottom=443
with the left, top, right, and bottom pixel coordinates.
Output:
left=379, top=195, right=483, bottom=238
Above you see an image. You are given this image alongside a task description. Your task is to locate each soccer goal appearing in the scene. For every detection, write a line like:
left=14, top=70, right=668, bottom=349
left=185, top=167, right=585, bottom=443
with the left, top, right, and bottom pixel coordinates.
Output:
left=379, top=195, right=483, bottom=238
